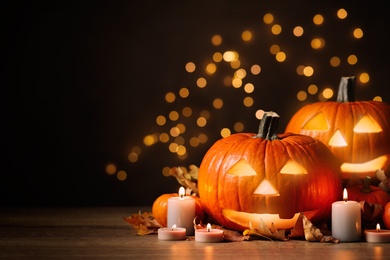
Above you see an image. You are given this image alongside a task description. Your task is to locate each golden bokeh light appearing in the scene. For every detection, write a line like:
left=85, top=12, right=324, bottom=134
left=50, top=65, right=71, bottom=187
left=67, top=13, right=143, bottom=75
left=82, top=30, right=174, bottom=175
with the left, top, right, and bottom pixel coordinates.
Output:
left=211, top=34, right=223, bottom=46
left=143, top=134, right=158, bottom=146
left=303, top=66, right=314, bottom=77
left=196, top=77, right=207, bottom=88
left=232, top=77, right=242, bottom=88
left=170, top=126, right=180, bottom=137
left=185, top=62, right=196, bottom=73
left=275, top=51, right=286, bottom=62
left=128, top=152, right=138, bottom=163
left=250, top=64, right=261, bottom=75
left=263, top=13, right=274, bottom=24
left=117, top=170, right=127, bottom=181
left=165, top=92, right=175, bottom=103
left=311, top=37, right=325, bottom=49
left=255, top=109, right=265, bottom=120
left=243, top=96, right=254, bottom=107
left=213, top=52, right=223, bottom=62
left=347, top=54, right=358, bottom=65
left=313, top=14, right=324, bottom=25
left=322, top=88, right=334, bottom=99
left=373, top=96, right=382, bottom=102
left=297, top=91, right=307, bottom=101
left=169, top=111, right=179, bottom=121
left=244, top=83, right=254, bottom=93
left=233, top=122, right=244, bottom=132
left=270, top=44, right=280, bottom=55
left=197, top=117, right=207, bottom=127
left=200, top=110, right=211, bottom=119
left=271, top=24, right=282, bottom=35
left=220, top=128, right=231, bottom=137
left=162, top=166, right=171, bottom=177
left=156, top=115, right=166, bottom=126
left=353, top=28, right=364, bottom=39
left=198, top=133, right=208, bottom=143
left=223, top=51, right=239, bottom=62
left=308, top=84, right=318, bottom=95
left=182, top=107, right=192, bottom=117
left=293, top=26, right=304, bottom=37
left=179, top=87, right=189, bottom=98
left=189, top=137, right=200, bottom=147
left=206, top=63, right=217, bottom=75
left=359, top=72, right=370, bottom=83
left=296, top=65, right=305, bottom=75
left=159, top=133, right=169, bottom=143
left=213, top=98, right=223, bottom=109
left=242, top=30, right=252, bottom=41
left=105, top=164, right=116, bottom=175
left=330, top=56, right=341, bottom=67
left=337, top=8, right=348, bottom=19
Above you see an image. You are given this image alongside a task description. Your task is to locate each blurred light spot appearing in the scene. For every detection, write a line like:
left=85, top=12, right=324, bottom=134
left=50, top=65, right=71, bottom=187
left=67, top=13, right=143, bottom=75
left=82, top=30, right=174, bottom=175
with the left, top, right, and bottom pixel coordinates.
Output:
left=200, top=110, right=211, bottom=119
left=106, top=164, right=116, bottom=175
left=206, top=63, right=217, bottom=75
left=353, top=28, right=364, bottom=39
left=189, top=137, right=200, bottom=147
left=185, top=62, right=196, bottom=73
left=313, top=14, right=324, bottom=25
left=303, top=66, right=314, bottom=77
left=198, top=134, right=208, bottom=143
left=230, top=59, right=241, bottom=69
left=308, top=84, right=318, bottom=95
left=255, top=109, right=265, bottom=119
left=197, top=77, right=207, bottom=88
left=271, top=24, right=282, bottom=35
left=213, top=98, right=223, bottom=109
left=165, top=92, right=175, bottom=103
left=243, top=96, right=254, bottom=107
left=263, top=13, right=274, bottom=24
left=176, top=145, right=186, bottom=155
left=373, top=96, right=382, bottom=102
left=275, top=52, right=286, bottom=62
left=169, top=143, right=178, bottom=153
left=251, top=64, right=261, bottom=75
left=170, top=127, right=180, bottom=137
left=337, top=8, right=348, bottom=19
left=235, top=68, right=247, bottom=79
left=178, top=153, right=187, bottom=160
left=179, top=87, right=189, bottom=98
left=182, top=107, right=192, bottom=117
left=234, top=122, right=244, bottom=132
left=223, top=76, right=232, bottom=87
left=128, top=152, right=138, bottom=163
left=293, top=26, right=304, bottom=37
left=144, top=134, right=158, bottom=146
left=244, top=83, right=254, bottom=93
left=296, top=65, right=305, bottom=75
left=242, top=30, right=252, bottom=41
left=347, top=54, right=358, bottom=65
left=159, top=133, right=169, bottom=143
left=197, top=117, right=207, bottom=127
left=297, top=91, right=307, bottom=101
left=156, top=115, right=166, bottom=126
left=232, top=77, right=242, bottom=88
left=131, top=146, right=141, bottom=155
left=175, top=136, right=185, bottom=145
left=211, top=34, right=223, bottom=46
left=330, top=56, right=341, bottom=67
left=270, top=44, right=280, bottom=55
left=221, top=128, right=231, bottom=137
left=311, top=37, right=325, bottom=49
left=117, top=170, right=127, bottom=181
left=176, top=123, right=186, bottom=134
left=359, top=72, right=370, bottom=83
left=322, top=88, right=334, bottom=99
left=213, top=52, right=223, bottom=62
left=162, top=167, right=171, bottom=177
left=223, top=51, right=239, bottom=62
left=169, top=111, right=179, bottom=121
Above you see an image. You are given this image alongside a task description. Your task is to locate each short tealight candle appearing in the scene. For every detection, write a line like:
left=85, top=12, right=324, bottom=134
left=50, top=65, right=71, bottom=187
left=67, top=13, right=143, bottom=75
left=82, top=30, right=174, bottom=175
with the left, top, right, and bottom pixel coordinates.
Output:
left=158, top=225, right=187, bottom=241
left=195, top=223, right=224, bottom=243
left=365, top=223, right=390, bottom=243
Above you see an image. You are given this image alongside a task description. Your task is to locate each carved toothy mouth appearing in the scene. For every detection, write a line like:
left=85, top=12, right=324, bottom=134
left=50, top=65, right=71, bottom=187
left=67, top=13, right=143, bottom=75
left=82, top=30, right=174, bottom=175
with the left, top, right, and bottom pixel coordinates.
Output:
left=340, top=154, right=389, bottom=178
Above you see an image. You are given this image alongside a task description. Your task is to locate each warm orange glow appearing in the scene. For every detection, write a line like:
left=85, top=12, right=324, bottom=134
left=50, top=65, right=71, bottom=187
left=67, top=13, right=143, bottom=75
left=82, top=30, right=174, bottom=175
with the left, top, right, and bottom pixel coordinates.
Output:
left=280, top=159, right=307, bottom=174
left=227, top=159, right=257, bottom=176
left=220, top=128, right=231, bottom=137
left=377, top=223, right=381, bottom=232
left=211, top=35, right=222, bottom=46
left=302, top=112, right=328, bottom=130
left=343, top=188, right=348, bottom=201
left=206, top=223, right=212, bottom=232
left=293, top=26, right=304, bottom=37
left=179, top=186, right=185, bottom=198
left=254, top=179, right=279, bottom=196
left=341, top=155, right=388, bottom=173
left=223, top=51, right=239, bottom=62
left=354, top=116, right=382, bottom=133
left=328, top=130, right=347, bottom=147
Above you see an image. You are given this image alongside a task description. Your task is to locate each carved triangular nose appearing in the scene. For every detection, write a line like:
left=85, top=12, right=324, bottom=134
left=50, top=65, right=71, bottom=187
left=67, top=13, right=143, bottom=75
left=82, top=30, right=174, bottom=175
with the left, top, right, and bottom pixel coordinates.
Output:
left=328, top=130, right=347, bottom=147
left=253, top=179, right=279, bottom=196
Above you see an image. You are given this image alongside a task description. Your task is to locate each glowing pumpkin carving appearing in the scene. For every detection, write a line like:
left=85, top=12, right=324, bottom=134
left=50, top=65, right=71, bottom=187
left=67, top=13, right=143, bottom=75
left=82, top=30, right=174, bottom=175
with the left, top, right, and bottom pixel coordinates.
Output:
left=285, top=76, right=390, bottom=180
left=198, top=112, right=342, bottom=231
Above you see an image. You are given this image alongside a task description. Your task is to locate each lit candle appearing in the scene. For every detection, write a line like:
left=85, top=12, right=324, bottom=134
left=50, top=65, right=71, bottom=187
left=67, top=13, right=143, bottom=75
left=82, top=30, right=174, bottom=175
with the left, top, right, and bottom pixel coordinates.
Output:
left=158, top=224, right=187, bottom=241
left=167, top=187, right=195, bottom=236
left=331, top=188, right=362, bottom=242
left=195, top=223, right=224, bottom=243
left=365, top=223, right=390, bottom=243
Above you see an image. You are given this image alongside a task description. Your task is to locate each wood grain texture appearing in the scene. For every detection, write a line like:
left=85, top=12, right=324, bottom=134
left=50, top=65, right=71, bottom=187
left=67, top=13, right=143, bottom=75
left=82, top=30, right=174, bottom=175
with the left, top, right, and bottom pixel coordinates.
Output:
left=1, top=207, right=389, bottom=259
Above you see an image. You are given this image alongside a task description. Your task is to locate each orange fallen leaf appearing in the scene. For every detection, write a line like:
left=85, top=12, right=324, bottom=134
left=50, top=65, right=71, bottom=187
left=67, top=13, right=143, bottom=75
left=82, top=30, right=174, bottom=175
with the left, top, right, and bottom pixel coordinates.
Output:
left=123, top=211, right=161, bottom=235
left=302, top=215, right=339, bottom=243
left=243, top=220, right=288, bottom=241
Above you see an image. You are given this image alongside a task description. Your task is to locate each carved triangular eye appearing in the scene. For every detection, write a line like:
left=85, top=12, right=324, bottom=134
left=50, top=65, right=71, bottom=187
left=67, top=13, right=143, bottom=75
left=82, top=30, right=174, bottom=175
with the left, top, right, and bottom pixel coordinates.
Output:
left=280, top=159, right=307, bottom=175
left=302, top=112, right=329, bottom=130
left=354, top=115, right=382, bottom=133
left=328, top=130, right=347, bottom=147
left=227, top=159, right=257, bottom=176
left=253, top=179, right=279, bottom=196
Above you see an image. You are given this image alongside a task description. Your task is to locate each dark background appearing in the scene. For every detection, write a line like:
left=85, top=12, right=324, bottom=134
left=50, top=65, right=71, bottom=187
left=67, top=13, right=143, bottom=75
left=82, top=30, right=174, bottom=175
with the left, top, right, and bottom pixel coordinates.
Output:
left=1, top=0, right=389, bottom=207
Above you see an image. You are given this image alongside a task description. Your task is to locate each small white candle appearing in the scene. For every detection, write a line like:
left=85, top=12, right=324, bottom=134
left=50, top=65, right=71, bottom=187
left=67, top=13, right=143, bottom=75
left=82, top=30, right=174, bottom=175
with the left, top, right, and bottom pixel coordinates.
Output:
left=167, top=187, right=195, bottom=236
left=158, top=224, right=187, bottom=241
left=365, top=223, right=390, bottom=243
left=331, top=188, right=362, bottom=242
left=195, top=223, right=224, bottom=243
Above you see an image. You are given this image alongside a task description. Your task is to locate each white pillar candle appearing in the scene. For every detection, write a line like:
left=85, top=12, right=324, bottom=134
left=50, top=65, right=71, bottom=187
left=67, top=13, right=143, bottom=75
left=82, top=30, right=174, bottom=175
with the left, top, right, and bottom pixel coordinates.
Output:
left=167, top=187, right=195, bottom=236
left=158, top=225, right=187, bottom=241
left=331, top=188, right=361, bottom=242
left=195, top=223, right=224, bottom=243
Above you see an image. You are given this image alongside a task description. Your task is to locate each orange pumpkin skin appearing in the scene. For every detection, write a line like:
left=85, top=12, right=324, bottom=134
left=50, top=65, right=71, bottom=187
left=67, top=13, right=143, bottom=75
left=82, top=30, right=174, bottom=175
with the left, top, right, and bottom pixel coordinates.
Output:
left=383, top=202, right=390, bottom=229
left=347, top=184, right=390, bottom=208
left=198, top=112, right=343, bottom=231
left=285, top=77, right=390, bottom=180
left=152, top=193, right=205, bottom=227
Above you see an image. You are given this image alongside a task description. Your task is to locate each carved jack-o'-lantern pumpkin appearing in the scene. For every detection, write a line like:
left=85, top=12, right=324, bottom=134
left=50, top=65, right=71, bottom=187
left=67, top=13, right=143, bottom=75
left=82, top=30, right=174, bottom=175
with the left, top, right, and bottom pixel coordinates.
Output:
left=285, top=76, right=390, bottom=180
left=198, top=112, right=342, bottom=231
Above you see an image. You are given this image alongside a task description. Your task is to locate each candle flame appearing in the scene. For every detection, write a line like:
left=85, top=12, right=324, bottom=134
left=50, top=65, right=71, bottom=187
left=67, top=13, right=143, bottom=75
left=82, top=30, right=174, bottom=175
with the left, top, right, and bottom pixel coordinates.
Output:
left=179, top=186, right=185, bottom=198
left=171, top=224, right=177, bottom=230
left=343, top=188, right=348, bottom=202
left=207, top=223, right=211, bottom=232
left=376, top=223, right=381, bottom=232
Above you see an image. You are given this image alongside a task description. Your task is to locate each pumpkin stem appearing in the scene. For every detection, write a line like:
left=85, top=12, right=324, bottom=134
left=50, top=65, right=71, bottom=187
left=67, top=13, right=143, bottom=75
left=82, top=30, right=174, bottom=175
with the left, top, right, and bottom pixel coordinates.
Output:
left=361, top=176, right=372, bottom=193
left=337, top=76, right=356, bottom=102
left=256, top=111, right=280, bottom=140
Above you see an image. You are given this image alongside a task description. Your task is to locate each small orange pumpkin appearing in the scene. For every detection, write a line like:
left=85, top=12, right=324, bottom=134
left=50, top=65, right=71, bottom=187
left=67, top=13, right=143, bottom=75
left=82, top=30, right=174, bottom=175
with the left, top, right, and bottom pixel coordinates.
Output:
left=347, top=176, right=390, bottom=207
left=383, top=202, right=390, bottom=229
left=152, top=193, right=206, bottom=227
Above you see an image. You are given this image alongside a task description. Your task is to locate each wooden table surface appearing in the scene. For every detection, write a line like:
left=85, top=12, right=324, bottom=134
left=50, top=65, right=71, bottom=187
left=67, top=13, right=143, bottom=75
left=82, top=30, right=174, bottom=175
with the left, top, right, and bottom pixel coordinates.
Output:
left=1, top=207, right=389, bottom=259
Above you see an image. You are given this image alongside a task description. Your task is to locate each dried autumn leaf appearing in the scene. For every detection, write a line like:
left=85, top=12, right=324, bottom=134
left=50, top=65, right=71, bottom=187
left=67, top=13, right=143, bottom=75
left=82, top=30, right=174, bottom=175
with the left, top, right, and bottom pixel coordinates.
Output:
left=289, top=212, right=305, bottom=239
left=169, top=166, right=199, bottom=194
left=123, top=211, right=161, bottom=235
left=243, top=220, right=288, bottom=241
left=223, top=228, right=250, bottom=242
left=302, top=215, right=339, bottom=243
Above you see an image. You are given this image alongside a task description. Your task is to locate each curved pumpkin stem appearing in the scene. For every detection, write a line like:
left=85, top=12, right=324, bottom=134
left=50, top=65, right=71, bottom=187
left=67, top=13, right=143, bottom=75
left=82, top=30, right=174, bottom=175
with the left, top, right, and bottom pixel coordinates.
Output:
left=361, top=176, right=372, bottom=193
left=256, top=111, right=280, bottom=140
left=336, top=76, right=356, bottom=102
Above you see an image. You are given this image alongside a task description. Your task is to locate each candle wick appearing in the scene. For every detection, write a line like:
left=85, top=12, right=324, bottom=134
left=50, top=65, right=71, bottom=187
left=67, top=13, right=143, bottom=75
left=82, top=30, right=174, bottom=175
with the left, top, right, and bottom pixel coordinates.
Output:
left=180, top=194, right=184, bottom=199
left=343, top=198, right=348, bottom=202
